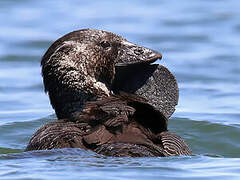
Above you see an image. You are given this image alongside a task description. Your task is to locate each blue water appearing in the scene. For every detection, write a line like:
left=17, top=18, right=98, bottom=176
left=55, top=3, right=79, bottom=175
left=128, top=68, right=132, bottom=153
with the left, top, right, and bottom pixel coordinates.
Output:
left=0, top=0, right=240, bottom=179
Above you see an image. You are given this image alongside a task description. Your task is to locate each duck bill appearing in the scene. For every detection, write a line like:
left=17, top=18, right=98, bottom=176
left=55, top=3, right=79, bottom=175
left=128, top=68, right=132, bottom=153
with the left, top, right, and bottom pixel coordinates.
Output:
left=112, top=40, right=179, bottom=119
left=116, top=40, right=162, bottom=66
left=113, top=40, right=163, bottom=94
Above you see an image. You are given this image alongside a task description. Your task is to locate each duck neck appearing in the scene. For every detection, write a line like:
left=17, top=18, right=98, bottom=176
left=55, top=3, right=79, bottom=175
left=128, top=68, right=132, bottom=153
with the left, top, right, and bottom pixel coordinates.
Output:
left=47, top=77, right=110, bottom=119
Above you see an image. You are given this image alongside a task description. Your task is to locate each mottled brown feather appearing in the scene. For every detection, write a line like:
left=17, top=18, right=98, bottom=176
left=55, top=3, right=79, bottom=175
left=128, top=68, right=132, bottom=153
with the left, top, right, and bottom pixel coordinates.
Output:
left=26, top=95, right=191, bottom=156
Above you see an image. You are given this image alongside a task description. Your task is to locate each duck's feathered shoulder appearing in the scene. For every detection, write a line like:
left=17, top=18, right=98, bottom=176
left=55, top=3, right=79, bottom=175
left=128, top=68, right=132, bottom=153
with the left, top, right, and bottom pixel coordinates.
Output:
left=26, top=94, right=191, bottom=156
left=73, top=93, right=168, bottom=131
left=26, top=94, right=166, bottom=151
left=25, top=119, right=89, bottom=151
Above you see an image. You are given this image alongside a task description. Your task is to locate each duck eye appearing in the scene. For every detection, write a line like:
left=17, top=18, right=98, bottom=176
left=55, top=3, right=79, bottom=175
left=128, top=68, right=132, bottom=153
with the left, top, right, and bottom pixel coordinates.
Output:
left=100, top=41, right=111, bottom=49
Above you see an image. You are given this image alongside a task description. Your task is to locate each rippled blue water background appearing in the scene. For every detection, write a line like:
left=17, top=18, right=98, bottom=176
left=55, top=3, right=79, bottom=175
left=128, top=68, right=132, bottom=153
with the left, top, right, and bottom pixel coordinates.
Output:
left=0, top=0, right=240, bottom=179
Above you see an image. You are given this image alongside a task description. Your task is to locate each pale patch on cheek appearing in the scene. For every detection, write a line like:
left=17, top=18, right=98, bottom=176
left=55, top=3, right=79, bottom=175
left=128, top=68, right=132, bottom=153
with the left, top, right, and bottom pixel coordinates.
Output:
left=94, top=81, right=110, bottom=96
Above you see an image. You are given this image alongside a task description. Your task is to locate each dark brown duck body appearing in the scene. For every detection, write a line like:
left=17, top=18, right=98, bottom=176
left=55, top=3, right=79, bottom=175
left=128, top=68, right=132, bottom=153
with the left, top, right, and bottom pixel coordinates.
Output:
left=26, top=29, right=191, bottom=156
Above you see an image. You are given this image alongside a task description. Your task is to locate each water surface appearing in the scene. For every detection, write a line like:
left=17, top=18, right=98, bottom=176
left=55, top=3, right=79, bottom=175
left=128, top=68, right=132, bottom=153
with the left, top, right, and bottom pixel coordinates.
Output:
left=0, top=0, right=240, bottom=179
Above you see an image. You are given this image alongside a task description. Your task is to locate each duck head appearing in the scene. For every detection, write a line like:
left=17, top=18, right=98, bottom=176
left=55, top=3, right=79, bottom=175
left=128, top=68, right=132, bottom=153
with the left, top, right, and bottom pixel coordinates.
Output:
left=41, top=29, right=165, bottom=119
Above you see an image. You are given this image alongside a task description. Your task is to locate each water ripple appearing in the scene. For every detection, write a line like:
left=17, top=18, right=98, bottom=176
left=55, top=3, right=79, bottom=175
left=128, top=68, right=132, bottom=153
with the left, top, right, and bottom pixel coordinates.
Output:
left=0, top=0, right=240, bottom=179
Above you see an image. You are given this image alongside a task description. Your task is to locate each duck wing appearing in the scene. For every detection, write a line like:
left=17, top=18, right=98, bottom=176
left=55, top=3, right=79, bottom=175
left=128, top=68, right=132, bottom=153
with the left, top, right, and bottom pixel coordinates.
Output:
left=25, top=120, right=90, bottom=151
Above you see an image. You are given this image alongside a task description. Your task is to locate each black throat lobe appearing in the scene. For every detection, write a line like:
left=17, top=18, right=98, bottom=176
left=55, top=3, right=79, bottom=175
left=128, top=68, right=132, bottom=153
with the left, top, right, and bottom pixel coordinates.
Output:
left=111, top=64, right=158, bottom=94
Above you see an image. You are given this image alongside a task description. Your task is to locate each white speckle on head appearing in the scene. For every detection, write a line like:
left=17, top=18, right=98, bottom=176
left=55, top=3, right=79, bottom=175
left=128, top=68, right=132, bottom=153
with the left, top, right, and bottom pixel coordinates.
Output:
left=64, top=41, right=88, bottom=53
left=94, top=81, right=110, bottom=96
left=122, top=40, right=135, bottom=47
left=149, top=52, right=156, bottom=58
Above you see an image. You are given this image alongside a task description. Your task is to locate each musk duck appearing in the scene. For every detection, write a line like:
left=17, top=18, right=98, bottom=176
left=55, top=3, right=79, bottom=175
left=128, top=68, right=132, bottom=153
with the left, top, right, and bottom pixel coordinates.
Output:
left=25, top=29, right=191, bottom=157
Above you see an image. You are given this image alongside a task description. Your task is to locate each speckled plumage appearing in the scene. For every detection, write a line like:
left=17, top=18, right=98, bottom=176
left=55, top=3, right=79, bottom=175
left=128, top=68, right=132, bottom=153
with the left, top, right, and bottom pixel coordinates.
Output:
left=26, top=29, right=191, bottom=156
